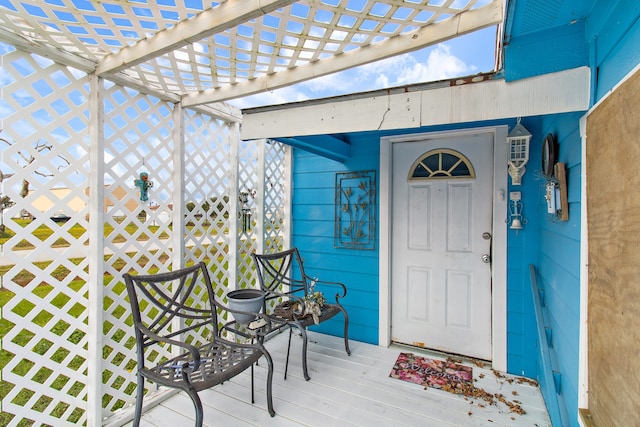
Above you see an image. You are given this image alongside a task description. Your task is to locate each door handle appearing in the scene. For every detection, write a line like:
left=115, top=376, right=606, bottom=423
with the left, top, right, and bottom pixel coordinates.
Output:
left=481, top=254, right=491, bottom=263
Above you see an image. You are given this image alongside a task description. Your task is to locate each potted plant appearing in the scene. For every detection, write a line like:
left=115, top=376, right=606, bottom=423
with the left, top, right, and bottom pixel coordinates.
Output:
left=227, top=288, right=265, bottom=324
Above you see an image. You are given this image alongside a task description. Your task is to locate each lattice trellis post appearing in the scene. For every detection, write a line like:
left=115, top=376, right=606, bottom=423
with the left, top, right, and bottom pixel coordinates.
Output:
left=228, top=122, right=240, bottom=292
left=254, top=140, right=266, bottom=256
left=87, top=73, right=105, bottom=427
left=172, top=102, right=185, bottom=268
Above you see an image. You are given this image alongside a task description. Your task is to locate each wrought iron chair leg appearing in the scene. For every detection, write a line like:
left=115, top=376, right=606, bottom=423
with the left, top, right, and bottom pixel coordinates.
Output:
left=261, top=348, right=276, bottom=417
left=186, top=386, right=204, bottom=427
left=251, top=363, right=255, bottom=404
left=284, top=326, right=293, bottom=379
left=339, top=305, right=352, bottom=355
left=298, top=326, right=311, bottom=381
left=133, top=374, right=144, bottom=427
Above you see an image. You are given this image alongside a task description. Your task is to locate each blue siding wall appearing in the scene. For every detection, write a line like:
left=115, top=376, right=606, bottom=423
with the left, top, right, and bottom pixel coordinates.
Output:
left=533, top=112, right=584, bottom=426
left=588, top=0, right=640, bottom=102
left=504, top=21, right=589, bottom=82
left=503, top=2, right=640, bottom=424
left=506, top=116, right=541, bottom=379
left=292, top=138, right=380, bottom=344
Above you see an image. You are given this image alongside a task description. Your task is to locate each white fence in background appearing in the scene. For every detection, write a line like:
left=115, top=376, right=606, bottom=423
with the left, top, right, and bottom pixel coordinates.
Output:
left=0, top=45, right=289, bottom=426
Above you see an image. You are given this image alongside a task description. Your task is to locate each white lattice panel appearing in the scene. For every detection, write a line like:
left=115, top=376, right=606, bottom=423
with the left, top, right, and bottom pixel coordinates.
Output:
left=236, top=139, right=259, bottom=289
left=0, top=0, right=497, bottom=95
left=1, top=44, right=291, bottom=426
left=263, top=140, right=288, bottom=253
left=0, top=46, right=91, bottom=426
left=101, top=82, right=177, bottom=416
left=183, top=109, right=232, bottom=299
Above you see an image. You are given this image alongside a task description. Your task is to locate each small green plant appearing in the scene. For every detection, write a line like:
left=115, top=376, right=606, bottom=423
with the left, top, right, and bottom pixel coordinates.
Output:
left=304, top=278, right=325, bottom=307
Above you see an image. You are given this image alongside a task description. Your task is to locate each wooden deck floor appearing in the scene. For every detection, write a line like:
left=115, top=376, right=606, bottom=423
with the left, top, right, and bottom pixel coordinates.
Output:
left=124, top=331, right=551, bottom=427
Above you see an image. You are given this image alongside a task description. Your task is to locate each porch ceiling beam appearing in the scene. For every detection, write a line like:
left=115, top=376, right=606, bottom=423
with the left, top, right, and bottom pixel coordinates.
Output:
left=0, top=27, right=97, bottom=73
left=182, top=1, right=503, bottom=107
left=95, top=0, right=297, bottom=76
left=240, top=67, right=591, bottom=139
left=272, top=135, right=351, bottom=163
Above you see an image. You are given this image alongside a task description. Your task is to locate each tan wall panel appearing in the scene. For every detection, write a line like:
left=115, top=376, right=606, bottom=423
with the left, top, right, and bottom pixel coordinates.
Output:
left=586, top=68, right=640, bottom=426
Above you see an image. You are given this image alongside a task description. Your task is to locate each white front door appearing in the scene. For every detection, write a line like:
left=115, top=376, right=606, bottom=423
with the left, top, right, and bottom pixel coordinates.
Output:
left=391, top=133, right=494, bottom=360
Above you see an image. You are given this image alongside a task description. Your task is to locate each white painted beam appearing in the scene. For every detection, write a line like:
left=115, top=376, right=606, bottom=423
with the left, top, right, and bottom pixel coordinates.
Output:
left=0, top=27, right=96, bottom=73
left=421, top=67, right=591, bottom=125
left=96, top=0, right=297, bottom=76
left=241, top=67, right=591, bottom=140
left=182, top=1, right=503, bottom=107
left=196, top=103, right=242, bottom=123
left=242, top=91, right=423, bottom=139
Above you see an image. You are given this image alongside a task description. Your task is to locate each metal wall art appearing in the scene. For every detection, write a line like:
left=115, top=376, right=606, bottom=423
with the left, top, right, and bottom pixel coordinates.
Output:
left=335, top=170, right=376, bottom=250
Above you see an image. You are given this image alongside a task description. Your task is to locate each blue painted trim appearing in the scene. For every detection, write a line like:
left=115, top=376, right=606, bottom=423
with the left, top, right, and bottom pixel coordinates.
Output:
left=275, top=135, right=351, bottom=162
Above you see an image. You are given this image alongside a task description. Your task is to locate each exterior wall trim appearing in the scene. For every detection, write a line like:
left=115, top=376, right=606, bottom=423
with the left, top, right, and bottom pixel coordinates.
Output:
left=241, top=67, right=590, bottom=141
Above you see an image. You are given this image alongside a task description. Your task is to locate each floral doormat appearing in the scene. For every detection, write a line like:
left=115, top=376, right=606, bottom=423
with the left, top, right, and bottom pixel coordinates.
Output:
left=389, top=352, right=473, bottom=393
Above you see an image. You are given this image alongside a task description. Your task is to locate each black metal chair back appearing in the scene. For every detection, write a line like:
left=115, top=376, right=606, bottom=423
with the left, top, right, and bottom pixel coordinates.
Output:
left=251, top=247, right=308, bottom=303
left=252, top=248, right=351, bottom=381
left=124, top=262, right=275, bottom=427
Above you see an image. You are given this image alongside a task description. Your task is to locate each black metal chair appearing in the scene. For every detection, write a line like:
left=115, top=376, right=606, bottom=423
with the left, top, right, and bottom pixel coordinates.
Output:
left=251, top=248, right=351, bottom=381
left=123, top=262, right=275, bottom=427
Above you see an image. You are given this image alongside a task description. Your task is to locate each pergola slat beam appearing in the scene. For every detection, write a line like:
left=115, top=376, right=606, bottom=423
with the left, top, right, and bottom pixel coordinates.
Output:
left=0, top=27, right=97, bottom=73
left=96, top=0, right=297, bottom=76
left=182, top=1, right=503, bottom=107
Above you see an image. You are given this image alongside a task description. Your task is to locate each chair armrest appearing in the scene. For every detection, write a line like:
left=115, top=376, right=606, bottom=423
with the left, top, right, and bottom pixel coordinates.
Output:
left=261, top=286, right=306, bottom=303
left=137, top=324, right=202, bottom=373
left=306, top=276, right=348, bottom=301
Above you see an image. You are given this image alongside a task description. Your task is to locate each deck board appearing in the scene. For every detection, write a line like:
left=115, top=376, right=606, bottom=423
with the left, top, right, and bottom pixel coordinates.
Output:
left=123, top=331, right=551, bottom=427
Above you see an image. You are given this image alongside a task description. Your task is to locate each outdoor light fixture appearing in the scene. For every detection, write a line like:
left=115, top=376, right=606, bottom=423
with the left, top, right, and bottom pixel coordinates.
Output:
left=506, top=191, right=527, bottom=234
left=506, top=118, right=532, bottom=185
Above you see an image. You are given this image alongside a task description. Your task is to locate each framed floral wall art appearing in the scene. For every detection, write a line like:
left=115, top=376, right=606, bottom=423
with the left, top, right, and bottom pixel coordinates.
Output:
left=334, top=170, right=376, bottom=250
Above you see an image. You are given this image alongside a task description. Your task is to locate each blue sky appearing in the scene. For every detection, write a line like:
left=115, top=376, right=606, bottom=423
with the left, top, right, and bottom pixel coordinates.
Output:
left=228, top=26, right=497, bottom=110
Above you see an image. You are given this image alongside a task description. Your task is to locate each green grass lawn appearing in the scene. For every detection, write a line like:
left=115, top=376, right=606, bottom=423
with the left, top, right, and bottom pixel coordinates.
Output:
left=0, top=218, right=174, bottom=249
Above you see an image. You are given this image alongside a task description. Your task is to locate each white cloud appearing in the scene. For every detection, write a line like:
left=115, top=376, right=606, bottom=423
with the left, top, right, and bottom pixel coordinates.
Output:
left=371, top=44, right=476, bottom=88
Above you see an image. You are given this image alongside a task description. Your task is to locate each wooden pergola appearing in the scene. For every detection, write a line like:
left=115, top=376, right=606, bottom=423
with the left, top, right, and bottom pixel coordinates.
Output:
left=0, top=0, right=502, bottom=111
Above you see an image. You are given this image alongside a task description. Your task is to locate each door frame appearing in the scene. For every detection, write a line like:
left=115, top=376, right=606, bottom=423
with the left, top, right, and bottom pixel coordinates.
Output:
left=379, top=126, right=508, bottom=371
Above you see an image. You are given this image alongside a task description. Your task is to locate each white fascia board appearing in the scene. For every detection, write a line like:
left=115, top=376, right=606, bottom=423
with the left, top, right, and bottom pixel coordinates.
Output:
left=241, top=91, right=423, bottom=139
left=241, top=67, right=591, bottom=140
left=421, top=66, right=591, bottom=125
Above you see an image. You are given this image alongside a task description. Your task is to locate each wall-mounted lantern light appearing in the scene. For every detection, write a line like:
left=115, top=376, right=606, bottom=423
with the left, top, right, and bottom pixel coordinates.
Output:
left=506, top=118, right=532, bottom=185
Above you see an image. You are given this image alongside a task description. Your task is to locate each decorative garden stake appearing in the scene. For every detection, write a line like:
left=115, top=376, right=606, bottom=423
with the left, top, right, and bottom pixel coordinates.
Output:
left=134, top=172, right=153, bottom=202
